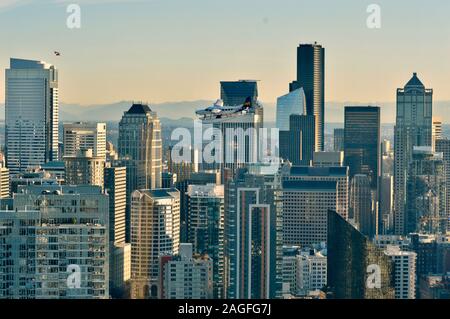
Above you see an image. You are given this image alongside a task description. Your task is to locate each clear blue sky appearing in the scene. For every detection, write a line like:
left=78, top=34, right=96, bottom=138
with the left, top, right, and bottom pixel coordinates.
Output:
left=1, top=0, right=450, bottom=105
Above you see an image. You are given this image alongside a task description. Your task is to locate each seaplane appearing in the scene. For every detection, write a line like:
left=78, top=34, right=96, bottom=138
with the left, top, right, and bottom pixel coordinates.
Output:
left=195, top=97, right=255, bottom=119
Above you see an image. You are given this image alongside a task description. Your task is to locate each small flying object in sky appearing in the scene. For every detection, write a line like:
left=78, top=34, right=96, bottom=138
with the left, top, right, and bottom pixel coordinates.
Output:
left=54, top=51, right=61, bottom=56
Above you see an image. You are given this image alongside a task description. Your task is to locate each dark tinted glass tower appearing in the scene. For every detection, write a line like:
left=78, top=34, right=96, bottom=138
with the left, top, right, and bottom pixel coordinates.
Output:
left=344, top=106, right=381, bottom=190
left=220, top=80, right=258, bottom=106
left=290, top=43, right=325, bottom=151
left=279, top=114, right=315, bottom=166
left=327, top=210, right=395, bottom=299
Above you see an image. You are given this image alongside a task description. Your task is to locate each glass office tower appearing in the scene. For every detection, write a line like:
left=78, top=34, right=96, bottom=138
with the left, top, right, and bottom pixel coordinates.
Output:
left=290, top=43, right=325, bottom=151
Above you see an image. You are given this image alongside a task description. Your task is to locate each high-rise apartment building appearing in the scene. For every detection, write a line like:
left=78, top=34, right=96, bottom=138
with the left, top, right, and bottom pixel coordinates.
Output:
left=63, top=122, right=107, bottom=159
left=130, top=189, right=180, bottom=299
left=290, top=43, right=325, bottom=151
left=394, top=73, right=433, bottom=235
left=5, top=58, right=59, bottom=174
left=160, top=243, right=213, bottom=299
left=384, top=245, right=417, bottom=299
left=104, top=166, right=127, bottom=244
left=5, top=185, right=109, bottom=299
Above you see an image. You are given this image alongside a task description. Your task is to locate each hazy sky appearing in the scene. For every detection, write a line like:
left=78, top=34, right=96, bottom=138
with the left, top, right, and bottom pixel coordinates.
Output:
left=1, top=0, right=450, bottom=105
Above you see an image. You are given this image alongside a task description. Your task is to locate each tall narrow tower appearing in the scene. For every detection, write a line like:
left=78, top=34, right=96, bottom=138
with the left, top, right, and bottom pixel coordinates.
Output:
left=290, top=43, right=325, bottom=151
left=5, top=58, right=59, bottom=174
left=118, top=103, right=162, bottom=241
left=394, top=73, right=432, bottom=235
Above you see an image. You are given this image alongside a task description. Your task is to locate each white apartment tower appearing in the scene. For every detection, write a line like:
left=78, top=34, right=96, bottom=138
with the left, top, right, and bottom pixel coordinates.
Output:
left=161, top=243, right=213, bottom=299
left=63, top=122, right=107, bottom=159
left=130, top=189, right=180, bottom=299
left=384, top=245, right=417, bottom=299
left=2, top=185, right=109, bottom=299
left=5, top=58, right=59, bottom=174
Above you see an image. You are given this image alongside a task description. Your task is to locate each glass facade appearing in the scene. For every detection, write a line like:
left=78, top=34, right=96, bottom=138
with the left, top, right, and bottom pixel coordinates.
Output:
left=344, top=106, right=381, bottom=190
left=327, top=209, right=395, bottom=299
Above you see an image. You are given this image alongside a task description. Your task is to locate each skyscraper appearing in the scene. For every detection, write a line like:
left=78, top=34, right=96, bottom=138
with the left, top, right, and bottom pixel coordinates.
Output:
left=186, top=184, right=224, bottom=298
left=9, top=185, right=109, bottom=299
left=197, top=96, right=264, bottom=181
left=281, top=164, right=349, bottom=220
left=282, top=179, right=336, bottom=247
left=276, top=88, right=306, bottom=131
left=406, top=147, right=446, bottom=234
left=220, top=80, right=258, bottom=106
left=279, top=114, right=315, bottom=166
left=118, top=103, right=162, bottom=241
left=290, top=43, right=325, bottom=151
left=104, top=166, right=127, bottom=244
left=436, top=138, right=450, bottom=231
left=394, top=73, right=433, bottom=235
left=5, top=58, right=59, bottom=174
left=350, top=174, right=376, bottom=238
left=344, top=106, right=381, bottom=190
left=327, top=210, right=395, bottom=299
left=130, top=189, right=180, bottom=299
left=63, top=122, right=107, bottom=159
left=224, top=166, right=282, bottom=299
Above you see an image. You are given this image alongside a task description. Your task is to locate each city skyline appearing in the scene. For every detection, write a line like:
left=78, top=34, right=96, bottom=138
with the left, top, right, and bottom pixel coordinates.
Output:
left=1, top=0, right=450, bottom=304
left=1, top=1, right=450, bottom=108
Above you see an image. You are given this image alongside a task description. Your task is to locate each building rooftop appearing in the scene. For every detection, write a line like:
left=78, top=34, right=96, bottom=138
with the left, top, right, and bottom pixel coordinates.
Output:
left=10, top=58, right=52, bottom=69
left=16, top=185, right=104, bottom=195
left=126, top=103, right=153, bottom=114
left=405, top=72, right=425, bottom=87
left=282, top=180, right=337, bottom=191
left=289, top=166, right=348, bottom=177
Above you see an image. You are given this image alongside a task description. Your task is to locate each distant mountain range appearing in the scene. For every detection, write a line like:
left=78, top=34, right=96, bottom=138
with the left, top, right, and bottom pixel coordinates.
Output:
left=1, top=100, right=450, bottom=124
